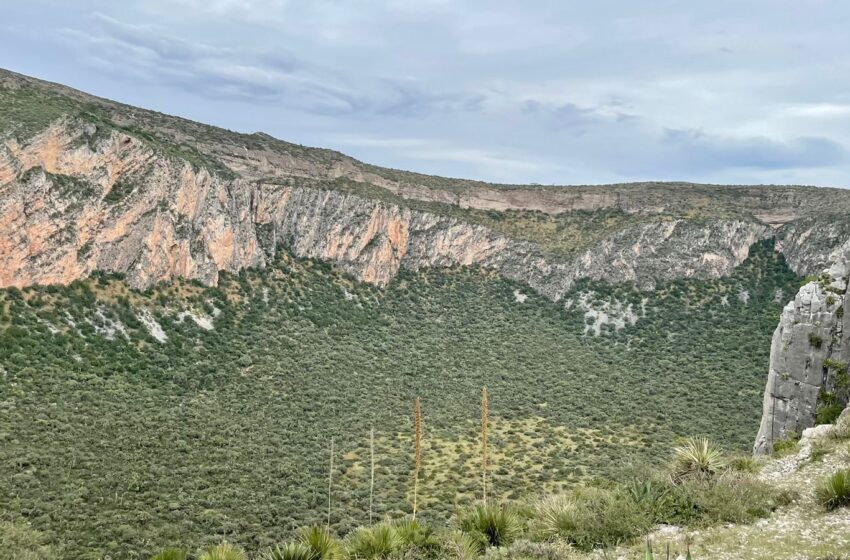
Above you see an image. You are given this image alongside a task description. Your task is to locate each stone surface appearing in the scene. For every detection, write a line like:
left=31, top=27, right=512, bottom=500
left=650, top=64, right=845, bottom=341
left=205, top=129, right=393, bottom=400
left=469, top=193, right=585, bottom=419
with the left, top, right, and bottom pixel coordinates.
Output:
left=754, top=241, right=850, bottom=454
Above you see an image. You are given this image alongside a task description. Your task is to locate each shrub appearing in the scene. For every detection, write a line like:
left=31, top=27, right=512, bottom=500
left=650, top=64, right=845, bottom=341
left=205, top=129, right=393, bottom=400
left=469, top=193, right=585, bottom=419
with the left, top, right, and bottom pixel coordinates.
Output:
left=816, top=403, right=843, bottom=425
left=533, top=487, right=650, bottom=551
left=198, top=543, right=246, bottom=560
left=671, top=437, right=726, bottom=481
left=260, top=543, right=315, bottom=560
left=300, top=526, right=342, bottom=560
left=393, top=518, right=439, bottom=550
left=438, top=530, right=481, bottom=560
left=457, top=504, right=522, bottom=549
left=831, top=411, right=850, bottom=439
left=816, top=469, right=850, bottom=510
left=345, top=523, right=400, bottom=559
left=670, top=472, right=794, bottom=524
left=728, top=455, right=761, bottom=474
left=809, top=332, right=824, bottom=348
left=772, top=432, right=799, bottom=456
left=150, top=550, right=188, bottom=560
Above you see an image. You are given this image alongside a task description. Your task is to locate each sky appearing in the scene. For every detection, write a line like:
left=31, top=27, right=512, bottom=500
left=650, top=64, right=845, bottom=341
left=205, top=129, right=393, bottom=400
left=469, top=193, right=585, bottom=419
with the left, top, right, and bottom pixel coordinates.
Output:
left=2, top=0, right=850, bottom=187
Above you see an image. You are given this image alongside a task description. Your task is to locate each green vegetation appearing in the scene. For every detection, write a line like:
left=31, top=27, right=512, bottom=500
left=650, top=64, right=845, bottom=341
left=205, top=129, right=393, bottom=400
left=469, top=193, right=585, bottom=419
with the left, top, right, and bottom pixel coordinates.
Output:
left=815, top=469, right=850, bottom=511
left=0, top=242, right=799, bottom=557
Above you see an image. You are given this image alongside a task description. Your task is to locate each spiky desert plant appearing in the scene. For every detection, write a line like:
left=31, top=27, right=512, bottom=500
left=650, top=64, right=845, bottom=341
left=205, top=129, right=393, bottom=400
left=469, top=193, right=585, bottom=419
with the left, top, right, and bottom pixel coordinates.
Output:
left=369, top=428, right=375, bottom=524
left=481, top=386, right=489, bottom=506
left=393, top=518, right=437, bottom=549
left=259, top=542, right=314, bottom=560
left=816, top=468, right=850, bottom=510
left=412, top=397, right=422, bottom=519
left=198, top=543, right=245, bottom=560
left=149, top=549, right=187, bottom=560
left=672, top=437, right=725, bottom=481
left=327, top=437, right=335, bottom=528
left=345, top=523, right=400, bottom=559
left=457, top=504, right=521, bottom=548
left=300, top=525, right=342, bottom=560
left=439, top=530, right=482, bottom=560
left=533, top=494, right=578, bottom=540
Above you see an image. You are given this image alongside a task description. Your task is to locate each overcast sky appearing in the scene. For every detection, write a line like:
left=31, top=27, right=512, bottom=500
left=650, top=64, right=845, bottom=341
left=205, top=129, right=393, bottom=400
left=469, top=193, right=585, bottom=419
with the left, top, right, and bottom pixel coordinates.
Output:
left=2, top=1, right=850, bottom=187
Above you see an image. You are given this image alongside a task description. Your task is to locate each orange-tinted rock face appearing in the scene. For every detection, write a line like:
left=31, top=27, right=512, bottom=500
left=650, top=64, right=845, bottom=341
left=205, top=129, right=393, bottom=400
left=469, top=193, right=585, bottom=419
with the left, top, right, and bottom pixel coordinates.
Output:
left=0, top=119, right=832, bottom=298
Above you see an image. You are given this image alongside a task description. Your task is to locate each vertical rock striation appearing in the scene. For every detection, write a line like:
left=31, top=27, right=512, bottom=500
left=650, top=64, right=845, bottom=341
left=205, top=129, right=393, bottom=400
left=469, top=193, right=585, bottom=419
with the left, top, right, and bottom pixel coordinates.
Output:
left=754, top=241, right=850, bottom=454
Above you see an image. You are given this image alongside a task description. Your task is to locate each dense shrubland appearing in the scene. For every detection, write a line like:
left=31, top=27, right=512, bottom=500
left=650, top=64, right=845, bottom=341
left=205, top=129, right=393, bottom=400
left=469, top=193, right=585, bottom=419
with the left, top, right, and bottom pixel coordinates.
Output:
left=0, top=241, right=798, bottom=557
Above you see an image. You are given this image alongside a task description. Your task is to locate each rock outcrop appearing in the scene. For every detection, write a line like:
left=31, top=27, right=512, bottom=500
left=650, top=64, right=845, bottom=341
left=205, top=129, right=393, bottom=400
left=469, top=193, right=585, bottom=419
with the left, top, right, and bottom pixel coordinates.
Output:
left=0, top=119, right=776, bottom=297
left=754, top=240, right=850, bottom=454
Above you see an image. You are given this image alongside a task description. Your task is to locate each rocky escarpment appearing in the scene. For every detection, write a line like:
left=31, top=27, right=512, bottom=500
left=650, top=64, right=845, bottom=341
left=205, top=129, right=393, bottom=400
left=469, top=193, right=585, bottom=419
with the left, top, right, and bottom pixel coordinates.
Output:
left=754, top=240, right=850, bottom=454
left=0, top=120, right=775, bottom=298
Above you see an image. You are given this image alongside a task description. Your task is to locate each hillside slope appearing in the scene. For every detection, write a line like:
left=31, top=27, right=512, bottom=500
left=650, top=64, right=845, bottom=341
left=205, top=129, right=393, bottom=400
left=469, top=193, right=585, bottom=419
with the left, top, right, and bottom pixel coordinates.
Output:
left=2, top=68, right=850, bottom=558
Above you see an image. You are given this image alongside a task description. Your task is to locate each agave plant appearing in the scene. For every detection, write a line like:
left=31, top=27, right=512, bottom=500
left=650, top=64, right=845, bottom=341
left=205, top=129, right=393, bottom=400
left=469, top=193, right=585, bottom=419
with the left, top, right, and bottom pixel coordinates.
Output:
left=345, top=523, right=401, bottom=559
left=260, top=542, right=315, bottom=560
left=457, top=504, right=521, bottom=548
left=198, top=543, right=246, bottom=560
left=816, top=468, right=850, bottom=510
left=672, top=437, right=725, bottom=481
left=299, top=525, right=342, bottom=560
left=149, top=549, right=188, bottom=560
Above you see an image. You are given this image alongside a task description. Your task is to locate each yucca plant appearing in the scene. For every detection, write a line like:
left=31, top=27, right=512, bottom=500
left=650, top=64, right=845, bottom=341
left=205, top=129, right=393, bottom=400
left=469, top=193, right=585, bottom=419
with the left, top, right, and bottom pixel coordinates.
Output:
left=393, top=518, right=438, bottom=550
left=439, top=530, right=481, bottom=560
left=260, top=542, right=315, bottom=560
left=457, top=504, right=521, bottom=548
left=672, top=437, right=725, bottom=482
left=816, top=469, right=850, bottom=510
left=533, top=495, right=578, bottom=540
left=149, top=549, right=187, bottom=560
left=300, top=525, right=342, bottom=560
left=345, top=523, right=400, bottom=559
left=198, top=543, right=246, bottom=560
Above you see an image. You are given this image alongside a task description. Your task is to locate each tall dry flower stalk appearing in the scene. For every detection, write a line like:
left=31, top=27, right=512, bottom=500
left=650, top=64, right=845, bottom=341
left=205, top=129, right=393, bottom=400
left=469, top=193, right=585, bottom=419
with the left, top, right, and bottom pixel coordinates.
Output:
left=327, top=437, right=334, bottom=528
left=481, top=387, right=489, bottom=505
left=413, top=397, right=422, bottom=519
left=369, top=427, right=375, bottom=524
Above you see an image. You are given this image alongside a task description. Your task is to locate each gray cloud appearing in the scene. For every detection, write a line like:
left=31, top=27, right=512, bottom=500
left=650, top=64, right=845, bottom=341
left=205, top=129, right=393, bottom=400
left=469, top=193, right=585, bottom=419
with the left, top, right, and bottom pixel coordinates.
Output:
left=2, top=1, right=849, bottom=186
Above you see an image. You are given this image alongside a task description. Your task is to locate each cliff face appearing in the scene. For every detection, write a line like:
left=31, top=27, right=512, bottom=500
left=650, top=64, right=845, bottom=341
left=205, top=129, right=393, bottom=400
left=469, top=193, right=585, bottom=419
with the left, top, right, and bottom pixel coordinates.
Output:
left=753, top=241, right=850, bottom=454
left=0, top=119, right=778, bottom=298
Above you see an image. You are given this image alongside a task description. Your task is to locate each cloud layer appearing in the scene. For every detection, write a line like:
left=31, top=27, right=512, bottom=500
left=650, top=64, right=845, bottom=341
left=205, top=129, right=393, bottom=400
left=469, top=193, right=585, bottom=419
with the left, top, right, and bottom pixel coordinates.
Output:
left=2, top=1, right=849, bottom=186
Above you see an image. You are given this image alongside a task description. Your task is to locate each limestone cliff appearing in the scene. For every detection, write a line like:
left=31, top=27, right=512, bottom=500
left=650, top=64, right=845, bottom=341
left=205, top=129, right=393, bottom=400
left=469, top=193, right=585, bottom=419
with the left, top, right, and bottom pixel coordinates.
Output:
left=754, top=241, right=850, bottom=454
left=0, top=119, right=774, bottom=298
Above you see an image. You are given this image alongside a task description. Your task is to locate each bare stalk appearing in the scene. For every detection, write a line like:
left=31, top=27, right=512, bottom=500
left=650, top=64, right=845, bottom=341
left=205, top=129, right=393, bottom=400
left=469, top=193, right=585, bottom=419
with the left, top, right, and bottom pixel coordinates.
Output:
left=413, top=397, right=422, bottom=519
left=481, top=387, right=489, bottom=505
left=369, top=427, right=375, bottom=524
left=327, top=437, right=334, bottom=528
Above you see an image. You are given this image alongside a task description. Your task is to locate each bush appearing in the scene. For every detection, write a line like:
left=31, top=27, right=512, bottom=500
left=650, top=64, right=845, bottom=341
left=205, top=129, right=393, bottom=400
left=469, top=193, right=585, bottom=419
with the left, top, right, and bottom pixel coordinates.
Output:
left=831, top=411, right=850, bottom=439
left=772, top=432, right=799, bottom=456
left=670, top=472, right=794, bottom=525
left=457, top=505, right=522, bottom=549
left=816, top=469, right=850, bottom=510
left=198, top=543, right=246, bottom=560
left=438, top=530, right=480, bottom=560
left=300, top=526, right=342, bottom=560
left=672, top=437, right=726, bottom=481
left=533, top=487, right=650, bottom=551
left=260, top=543, right=315, bottom=560
left=345, top=523, right=400, bottom=559
left=728, top=455, right=761, bottom=474
left=149, top=550, right=188, bottom=560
